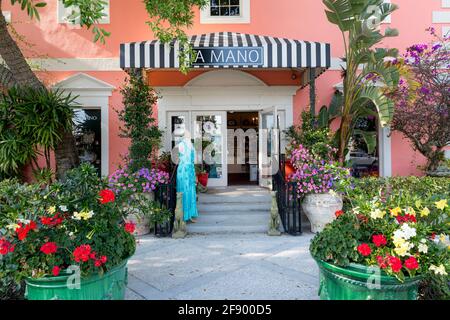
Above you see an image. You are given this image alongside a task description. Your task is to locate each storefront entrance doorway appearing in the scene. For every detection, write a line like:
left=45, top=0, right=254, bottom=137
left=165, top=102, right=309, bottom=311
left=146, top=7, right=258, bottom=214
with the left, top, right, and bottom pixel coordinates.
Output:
left=227, top=112, right=259, bottom=185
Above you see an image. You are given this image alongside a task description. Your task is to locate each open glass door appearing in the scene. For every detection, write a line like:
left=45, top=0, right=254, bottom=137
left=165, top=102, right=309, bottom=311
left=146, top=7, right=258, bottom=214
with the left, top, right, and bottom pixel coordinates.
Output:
left=259, top=107, right=279, bottom=188
left=192, top=112, right=227, bottom=187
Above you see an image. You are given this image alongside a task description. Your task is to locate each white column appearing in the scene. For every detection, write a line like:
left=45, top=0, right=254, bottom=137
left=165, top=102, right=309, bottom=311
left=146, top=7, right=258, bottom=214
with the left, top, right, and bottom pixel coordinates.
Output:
left=379, top=126, right=392, bottom=177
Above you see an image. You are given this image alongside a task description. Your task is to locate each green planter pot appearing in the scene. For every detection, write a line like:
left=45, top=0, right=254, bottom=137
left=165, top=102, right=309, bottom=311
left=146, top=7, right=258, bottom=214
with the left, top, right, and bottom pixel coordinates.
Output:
left=316, top=260, right=421, bottom=300
left=25, top=260, right=128, bottom=300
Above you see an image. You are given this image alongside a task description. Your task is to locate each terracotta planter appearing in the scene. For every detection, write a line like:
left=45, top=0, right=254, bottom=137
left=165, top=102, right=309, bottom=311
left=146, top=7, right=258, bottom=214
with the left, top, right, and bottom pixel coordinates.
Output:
left=197, top=173, right=208, bottom=187
left=284, top=161, right=296, bottom=181
left=301, top=193, right=343, bottom=233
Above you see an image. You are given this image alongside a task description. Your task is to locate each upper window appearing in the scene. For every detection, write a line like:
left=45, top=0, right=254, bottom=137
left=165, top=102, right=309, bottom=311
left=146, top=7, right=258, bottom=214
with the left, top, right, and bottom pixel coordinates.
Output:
left=210, top=0, right=241, bottom=17
left=57, top=0, right=110, bottom=25
left=200, top=0, right=250, bottom=24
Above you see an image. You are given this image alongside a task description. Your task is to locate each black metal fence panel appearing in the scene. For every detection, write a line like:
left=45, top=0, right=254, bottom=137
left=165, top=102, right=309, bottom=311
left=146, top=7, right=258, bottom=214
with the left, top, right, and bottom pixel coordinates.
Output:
left=272, top=155, right=303, bottom=235
left=154, top=165, right=178, bottom=236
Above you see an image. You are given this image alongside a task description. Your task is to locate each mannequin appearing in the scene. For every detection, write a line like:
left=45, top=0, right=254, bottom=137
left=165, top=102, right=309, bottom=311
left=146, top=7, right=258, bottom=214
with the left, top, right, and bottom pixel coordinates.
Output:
left=176, top=131, right=199, bottom=223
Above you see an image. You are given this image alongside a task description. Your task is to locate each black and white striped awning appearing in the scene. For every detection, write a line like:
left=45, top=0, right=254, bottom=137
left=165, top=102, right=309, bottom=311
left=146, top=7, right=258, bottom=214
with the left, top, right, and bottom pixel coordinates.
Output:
left=120, top=32, right=331, bottom=70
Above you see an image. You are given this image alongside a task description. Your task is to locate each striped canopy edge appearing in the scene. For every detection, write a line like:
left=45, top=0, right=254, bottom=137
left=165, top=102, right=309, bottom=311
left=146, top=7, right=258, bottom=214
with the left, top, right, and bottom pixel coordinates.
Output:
left=120, top=32, right=331, bottom=70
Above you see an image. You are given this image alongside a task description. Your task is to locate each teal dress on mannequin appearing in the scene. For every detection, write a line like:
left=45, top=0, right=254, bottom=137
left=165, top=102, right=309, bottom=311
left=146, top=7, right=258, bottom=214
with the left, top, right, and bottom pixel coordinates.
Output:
left=176, top=139, right=199, bottom=221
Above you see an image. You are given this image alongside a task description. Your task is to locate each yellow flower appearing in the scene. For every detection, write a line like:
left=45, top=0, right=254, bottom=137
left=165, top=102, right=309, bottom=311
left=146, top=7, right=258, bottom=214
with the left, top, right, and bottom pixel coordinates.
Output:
left=370, top=208, right=386, bottom=219
left=390, top=207, right=402, bottom=217
left=394, top=245, right=410, bottom=257
left=393, top=236, right=406, bottom=248
left=47, top=206, right=56, bottom=214
left=406, top=207, right=416, bottom=216
left=6, top=223, right=20, bottom=231
left=439, top=234, right=447, bottom=243
left=429, top=264, right=448, bottom=276
left=73, top=209, right=94, bottom=221
left=420, top=207, right=430, bottom=217
left=415, top=200, right=422, bottom=209
left=435, top=199, right=448, bottom=210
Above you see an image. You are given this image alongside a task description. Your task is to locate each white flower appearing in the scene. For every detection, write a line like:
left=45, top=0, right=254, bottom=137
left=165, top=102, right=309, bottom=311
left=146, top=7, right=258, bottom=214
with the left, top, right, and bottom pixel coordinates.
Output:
left=429, top=264, right=448, bottom=276
left=59, top=205, right=68, bottom=212
left=418, top=243, right=428, bottom=254
left=400, top=223, right=416, bottom=240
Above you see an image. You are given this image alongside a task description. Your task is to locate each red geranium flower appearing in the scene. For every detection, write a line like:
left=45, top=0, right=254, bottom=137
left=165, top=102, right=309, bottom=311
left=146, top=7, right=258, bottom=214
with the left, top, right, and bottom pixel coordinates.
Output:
left=15, top=221, right=37, bottom=241
left=396, top=214, right=417, bottom=224
left=335, top=210, right=344, bottom=218
left=404, top=257, right=419, bottom=270
left=124, top=222, right=136, bottom=234
left=0, top=239, right=14, bottom=255
left=100, top=255, right=107, bottom=264
left=388, top=256, right=403, bottom=273
left=94, top=260, right=103, bottom=267
left=73, top=244, right=92, bottom=263
left=372, top=234, right=387, bottom=247
left=41, top=213, right=64, bottom=227
left=99, top=189, right=115, bottom=204
left=357, top=243, right=372, bottom=257
left=376, top=256, right=388, bottom=269
left=52, top=266, right=61, bottom=276
left=40, top=242, right=58, bottom=255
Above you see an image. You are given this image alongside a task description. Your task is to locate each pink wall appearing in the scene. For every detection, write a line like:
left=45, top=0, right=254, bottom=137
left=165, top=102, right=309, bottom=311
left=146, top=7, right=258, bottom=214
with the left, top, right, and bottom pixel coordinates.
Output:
left=5, top=0, right=448, bottom=176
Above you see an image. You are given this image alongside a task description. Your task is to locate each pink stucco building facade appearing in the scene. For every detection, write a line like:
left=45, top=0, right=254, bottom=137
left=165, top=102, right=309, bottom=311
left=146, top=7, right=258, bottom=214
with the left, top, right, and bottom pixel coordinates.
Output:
left=4, top=0, right=450, bottom=184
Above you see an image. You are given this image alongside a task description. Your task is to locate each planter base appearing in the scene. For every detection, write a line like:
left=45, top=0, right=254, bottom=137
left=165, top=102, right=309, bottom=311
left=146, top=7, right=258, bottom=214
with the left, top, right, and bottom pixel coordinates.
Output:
left=25, top=260, right=129, bottom=300
left=316, top=260, right=420, bottom=300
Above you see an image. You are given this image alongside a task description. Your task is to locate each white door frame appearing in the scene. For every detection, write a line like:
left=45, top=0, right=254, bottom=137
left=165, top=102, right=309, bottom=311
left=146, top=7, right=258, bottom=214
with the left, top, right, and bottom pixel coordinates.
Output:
left=191, top=111, right=228, bottom=187
left=53, top=73, right=114, bottom=177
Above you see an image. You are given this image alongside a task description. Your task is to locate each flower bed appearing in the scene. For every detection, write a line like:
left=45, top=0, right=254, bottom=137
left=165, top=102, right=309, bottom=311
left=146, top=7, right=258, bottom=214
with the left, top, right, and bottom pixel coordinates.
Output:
left=0, top=164, right=137, bottom=300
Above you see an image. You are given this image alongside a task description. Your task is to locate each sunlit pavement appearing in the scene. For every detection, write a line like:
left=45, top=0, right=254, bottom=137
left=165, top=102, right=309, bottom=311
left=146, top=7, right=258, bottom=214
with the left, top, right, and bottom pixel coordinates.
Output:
left=125, top=232, right=319, bottom=300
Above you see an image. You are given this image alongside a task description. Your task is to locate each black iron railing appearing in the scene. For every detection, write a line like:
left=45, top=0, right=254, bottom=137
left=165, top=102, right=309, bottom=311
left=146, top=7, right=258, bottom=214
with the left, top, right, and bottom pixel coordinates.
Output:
left=153, top=165, right=177, bottom=236
left=272, top=155, right=303, bottom=235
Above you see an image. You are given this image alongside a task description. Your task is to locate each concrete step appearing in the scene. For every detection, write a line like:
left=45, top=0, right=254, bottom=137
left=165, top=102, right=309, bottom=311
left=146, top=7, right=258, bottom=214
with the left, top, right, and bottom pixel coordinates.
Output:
left=197, top=194, right=272, bottom=204
left=187, top=224, right=268, bottom=234
left=198, top=203, right=271, bottom=213
left=193, top=213, right=269, bottom=225
left=197, top=209, right=270, bottom=216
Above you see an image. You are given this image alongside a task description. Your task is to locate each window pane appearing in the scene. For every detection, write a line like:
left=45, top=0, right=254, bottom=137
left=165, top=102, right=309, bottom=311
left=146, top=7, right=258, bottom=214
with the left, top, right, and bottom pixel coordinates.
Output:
left=230, top=0, right=240, bottom=5
left=210, top=0, right=219, bottom=6
left=210, top=6, right=220, bottom=16
left=73, top=109, right=102, bottom=175
left=230, top=6, right=240, bottom=16
left=219, top=0, right=230, bottom=5
left=171, top=115, right=186, bottom=149
left=220, top=7, right=230, bottom=16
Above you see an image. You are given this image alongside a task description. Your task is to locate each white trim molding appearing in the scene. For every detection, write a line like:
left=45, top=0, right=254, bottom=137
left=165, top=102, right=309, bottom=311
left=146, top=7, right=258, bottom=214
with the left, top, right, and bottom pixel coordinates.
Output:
left=3, top=11, right=11, bottom=23
left=433, top=11, right=450, bottom=23
left=200, top=0, right=250, bottom=24
left=53, top=73, right=115, bottom=177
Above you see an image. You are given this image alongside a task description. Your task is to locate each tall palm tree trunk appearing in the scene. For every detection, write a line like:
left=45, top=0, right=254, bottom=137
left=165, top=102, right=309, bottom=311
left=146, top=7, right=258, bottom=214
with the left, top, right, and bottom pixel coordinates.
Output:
left=0, top=3, right=79, bottom=179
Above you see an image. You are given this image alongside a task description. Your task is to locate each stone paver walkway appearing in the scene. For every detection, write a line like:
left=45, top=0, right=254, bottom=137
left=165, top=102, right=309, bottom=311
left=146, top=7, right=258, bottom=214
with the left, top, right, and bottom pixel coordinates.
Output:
left=125, top=232, right=320, bottom=300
